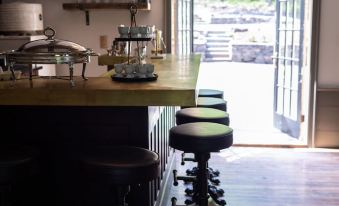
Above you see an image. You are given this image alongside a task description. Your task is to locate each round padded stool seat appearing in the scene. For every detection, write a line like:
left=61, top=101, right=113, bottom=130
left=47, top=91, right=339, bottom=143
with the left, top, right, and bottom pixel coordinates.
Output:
left=176, top=107, right=229, bottom=126
left=169, top=122, right=233, bottom=153
left=197, top=97, right=227, bottom=112
left=0, top=145, right=37, bottom=184
left=198, top=89, right=224, bottom=99
left=82, top=146, right=160, bottom=185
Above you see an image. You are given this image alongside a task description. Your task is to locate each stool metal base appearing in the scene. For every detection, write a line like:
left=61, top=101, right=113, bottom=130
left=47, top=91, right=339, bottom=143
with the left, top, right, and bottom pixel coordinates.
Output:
left=172, top=153, right=226, bottom=206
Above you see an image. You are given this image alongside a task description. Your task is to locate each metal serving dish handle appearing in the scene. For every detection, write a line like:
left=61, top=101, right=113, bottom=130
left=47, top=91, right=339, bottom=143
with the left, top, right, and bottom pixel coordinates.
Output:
left=44, top=27, right=56, bottom=40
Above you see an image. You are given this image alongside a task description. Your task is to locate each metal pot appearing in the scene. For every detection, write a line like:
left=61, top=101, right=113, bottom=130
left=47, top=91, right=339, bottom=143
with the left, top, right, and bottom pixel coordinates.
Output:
left=2, top=27, right=97, bottom=86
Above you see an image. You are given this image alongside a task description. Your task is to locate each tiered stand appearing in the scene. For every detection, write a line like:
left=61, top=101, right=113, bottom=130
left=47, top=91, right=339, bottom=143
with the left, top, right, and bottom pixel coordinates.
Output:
left=111, top=4, right=157, bottom=82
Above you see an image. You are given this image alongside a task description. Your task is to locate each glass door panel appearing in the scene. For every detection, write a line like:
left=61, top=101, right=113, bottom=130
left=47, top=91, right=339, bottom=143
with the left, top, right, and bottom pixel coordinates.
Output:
left=274, top=0, right=304, bottom=138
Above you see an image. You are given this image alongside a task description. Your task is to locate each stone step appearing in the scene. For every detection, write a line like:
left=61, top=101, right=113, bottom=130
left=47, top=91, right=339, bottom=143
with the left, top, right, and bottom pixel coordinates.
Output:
left=206, top=31, right=228, bottom=34
left=206, top=47, right=231, bottom=52
left=203, top=31, right=233, bottom=62
left=205, top=51, right=232, bottom=57
left=206, top=42, right=231, bottom=47
left=206, top=33, right=231, bottom=38
left=206, top=30, right=230, bottom=34
left=194, top=19, right=206, bottom=24
left=205, top=51, right=231, bottom=56
left=204, top=57, right=232, bottom=62
left=205, top=37, right=232, bottom=42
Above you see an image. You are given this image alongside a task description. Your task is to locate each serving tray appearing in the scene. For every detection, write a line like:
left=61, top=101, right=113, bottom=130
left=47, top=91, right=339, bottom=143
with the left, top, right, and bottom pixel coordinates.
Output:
left=111, top=73, right=158, bottom=82
left=115, top=37, right=152, bottom=42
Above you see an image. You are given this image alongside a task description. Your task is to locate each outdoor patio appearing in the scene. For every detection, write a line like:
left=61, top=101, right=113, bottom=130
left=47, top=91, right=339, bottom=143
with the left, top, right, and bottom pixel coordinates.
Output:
left=197, top=61, right=305, bottom=146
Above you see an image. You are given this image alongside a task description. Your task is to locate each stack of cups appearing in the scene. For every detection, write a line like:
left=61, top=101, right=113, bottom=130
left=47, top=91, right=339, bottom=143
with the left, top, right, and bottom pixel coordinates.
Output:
left=114, top=63, right=155, bottom=78
left=118, top=25, right=129, bottom=38
left=118, top=25, right=155, bottom=38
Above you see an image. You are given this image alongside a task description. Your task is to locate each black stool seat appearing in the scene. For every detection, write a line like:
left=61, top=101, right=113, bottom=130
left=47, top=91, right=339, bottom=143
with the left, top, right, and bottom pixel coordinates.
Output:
left=0, top=145, right=37, bottom=184
left=198, top=89, right=224, bottom=99
left=169, top=122, right=233, bottom=153
left=197, top=97, right=227, bottom=111
left=82, top=146, right=160, bottom=185
left=176, top=107, right=229, bottom=126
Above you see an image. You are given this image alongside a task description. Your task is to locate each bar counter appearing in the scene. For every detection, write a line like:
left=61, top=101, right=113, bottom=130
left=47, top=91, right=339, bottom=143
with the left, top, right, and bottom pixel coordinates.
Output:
left=0, top=54, right=201, bottom=206
left=0, top=54, right=200, bottom=106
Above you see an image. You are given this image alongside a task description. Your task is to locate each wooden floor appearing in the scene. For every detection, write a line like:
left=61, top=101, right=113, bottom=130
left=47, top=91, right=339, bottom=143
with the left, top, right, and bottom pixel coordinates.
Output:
left=167, top=147, right=339, bottom=206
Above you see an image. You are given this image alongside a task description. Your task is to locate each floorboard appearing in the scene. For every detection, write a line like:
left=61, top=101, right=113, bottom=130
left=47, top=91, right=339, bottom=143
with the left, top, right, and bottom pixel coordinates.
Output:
left=166, top=147, right=339, bottom=206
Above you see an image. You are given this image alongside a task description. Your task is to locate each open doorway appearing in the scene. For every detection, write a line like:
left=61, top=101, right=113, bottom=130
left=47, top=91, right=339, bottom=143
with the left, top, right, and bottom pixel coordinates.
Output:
left=189, top=0, right=312, bottom=146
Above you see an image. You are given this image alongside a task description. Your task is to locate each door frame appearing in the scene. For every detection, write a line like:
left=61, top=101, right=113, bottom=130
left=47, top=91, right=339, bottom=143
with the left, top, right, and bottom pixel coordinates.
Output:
left=308, top=0, right=321, bottom=148
left=165, top=0, right=193, bottom=55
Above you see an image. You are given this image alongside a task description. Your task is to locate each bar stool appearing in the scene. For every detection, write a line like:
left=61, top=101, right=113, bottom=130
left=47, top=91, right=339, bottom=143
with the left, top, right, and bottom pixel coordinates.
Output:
left=180, top=97, right=228, bottom=177
left=176, top=107, right=229, bottom=126
left=0, top=145, right=38, bottom=206
left=170, top=122, right=233, bottom=206
left=82, top=146, right=160, bottom=206
left=176, top=107, right=229, bottom=171
left=198, top=89, right=224, bottom=99
left=197, top=97, right=227, bottom=112
left=175, top=107, right=229, bottom=197
left=182, top=97, right=227, bottom=112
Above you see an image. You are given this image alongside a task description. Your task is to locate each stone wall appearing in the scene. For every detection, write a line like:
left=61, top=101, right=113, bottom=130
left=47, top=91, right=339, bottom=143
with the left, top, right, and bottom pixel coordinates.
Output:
left=232, top=43, right=273, bottom=64
left=211, top=15, right=272, bottom=24
left=193, top=41, right=274, bottom=64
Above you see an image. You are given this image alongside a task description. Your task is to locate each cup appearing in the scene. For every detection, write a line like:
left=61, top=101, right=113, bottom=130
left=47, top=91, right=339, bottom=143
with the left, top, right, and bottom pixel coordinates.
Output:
left=139, top=25, right=150, bottom=38
left=125, top=64, right=135, bottom=78
left=118, top=25, right=130, bottom=38
left=137, top=64, right=147, bottom=78
left=145, top=64, right=154, bottom=77
left=132, top=64, right=140, bottom=73
left=130, top=27, right=140, bottom=38
left=114, top=64, right=124, bottom=77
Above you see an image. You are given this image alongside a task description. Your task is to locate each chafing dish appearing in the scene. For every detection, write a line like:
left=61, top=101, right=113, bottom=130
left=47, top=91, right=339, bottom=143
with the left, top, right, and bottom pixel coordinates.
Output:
left=2, top=27, right=97, bottom=86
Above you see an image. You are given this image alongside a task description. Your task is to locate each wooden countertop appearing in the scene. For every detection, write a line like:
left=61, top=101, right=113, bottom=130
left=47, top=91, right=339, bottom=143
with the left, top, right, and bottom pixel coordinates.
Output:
left=0, top=54, right=201, bottom=106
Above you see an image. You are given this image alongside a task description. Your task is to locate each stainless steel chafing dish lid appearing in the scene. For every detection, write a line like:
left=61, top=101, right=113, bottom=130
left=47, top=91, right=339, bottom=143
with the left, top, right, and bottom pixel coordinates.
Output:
left=5, top=27, right=96, bottom=64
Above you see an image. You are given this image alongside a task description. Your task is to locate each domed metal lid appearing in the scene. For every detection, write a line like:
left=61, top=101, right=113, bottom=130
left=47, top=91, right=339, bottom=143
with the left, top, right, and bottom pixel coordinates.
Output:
left=4, top=27, right=97, bottom=65
left=17, top=27, right=88, bottom=53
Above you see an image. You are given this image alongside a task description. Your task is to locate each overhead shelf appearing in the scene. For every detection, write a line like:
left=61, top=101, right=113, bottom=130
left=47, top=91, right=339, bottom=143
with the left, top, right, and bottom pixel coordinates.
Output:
left=62, top=2, right=151, bottom=25
left=62, top=3, right=151, bottom=11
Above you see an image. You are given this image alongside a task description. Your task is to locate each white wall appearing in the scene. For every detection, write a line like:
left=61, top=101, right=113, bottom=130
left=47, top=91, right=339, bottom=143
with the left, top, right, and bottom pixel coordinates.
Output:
left=318, top=0, right=339, bottom=88
left=3, top=0, right=164, bottom=77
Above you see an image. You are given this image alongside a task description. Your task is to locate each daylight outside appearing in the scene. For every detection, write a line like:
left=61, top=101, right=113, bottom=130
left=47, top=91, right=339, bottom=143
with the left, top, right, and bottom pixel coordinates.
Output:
left=194, top=0, right=275, bottom=64
left=192, top=0, right=305, bottom=145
